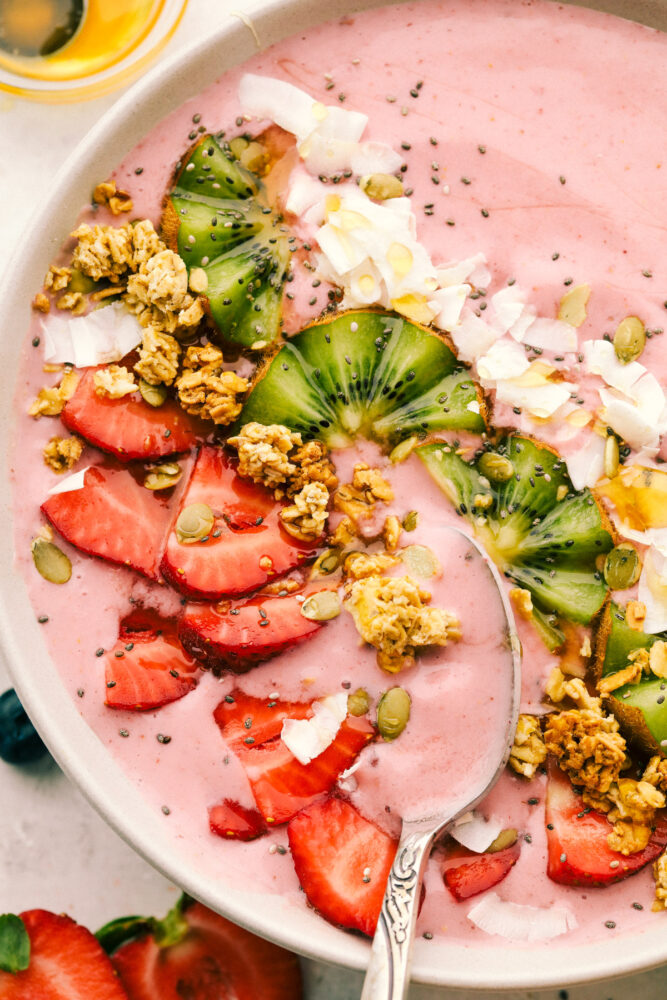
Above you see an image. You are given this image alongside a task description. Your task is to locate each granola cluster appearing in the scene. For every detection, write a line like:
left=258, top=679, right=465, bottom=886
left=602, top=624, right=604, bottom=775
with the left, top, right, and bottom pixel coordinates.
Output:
left=29, top=369, right=80, bottom=419
left=134, top=328, right=181, bottom=387
left=330, top=463, right=394, bottom=546
left=345, top=573, right=461, bottom=673
left=42, top=435, right=84, bottom=473
left=174, top=345, right=248, bottom=425
left=228, top=422, right=337, bottom=496
left=93, top=365, right=137, bottom=399
left=598, top=642, right=667, bottom=695
left=584, top=778, right=665, bottom=855
left=280, top=483, right=330, bottom=541
left=92, top=179, right=133, bottom=215
left=508, top=714, right=547, bottom=779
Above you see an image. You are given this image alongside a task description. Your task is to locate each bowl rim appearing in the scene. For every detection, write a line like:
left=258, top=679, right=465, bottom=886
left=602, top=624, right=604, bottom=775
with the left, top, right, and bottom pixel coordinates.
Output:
left=2, top=0, right=667, bottom=990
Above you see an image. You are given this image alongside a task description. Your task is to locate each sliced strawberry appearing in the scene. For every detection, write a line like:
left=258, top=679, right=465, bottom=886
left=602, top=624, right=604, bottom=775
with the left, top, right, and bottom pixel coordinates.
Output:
left=62, top=367, right=205, bottom=461
left=288, top=797, right=397, bottom=937
left=108, top=898, right=302, bottom=1000
left=546, top=759, right=667, bottom=886
left=179, top=595, right=322, bottom=673
left=42, top=463, right=181, bottom=580
left=209, top=799, right=267, bottom=841
left=0, top=910, right=128, bottom=999
left=161, top=447, right=316, bottom=599
left=443, top=844, right=520, bottom=901
left=244, top=714, right=374, bottom=824
left=213, top=690, right=314, bottom=752
left=105, top=611, right=200, bottom=711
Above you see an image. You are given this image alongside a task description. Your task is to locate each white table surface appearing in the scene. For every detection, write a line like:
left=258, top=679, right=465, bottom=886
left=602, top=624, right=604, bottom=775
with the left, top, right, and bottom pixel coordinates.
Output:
left=2, top=1, right=667, bottom=996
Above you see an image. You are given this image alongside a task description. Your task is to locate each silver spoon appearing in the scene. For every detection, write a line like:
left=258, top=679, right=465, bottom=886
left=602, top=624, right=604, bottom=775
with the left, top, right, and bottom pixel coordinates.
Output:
left=360, top=524, right=521, bottom=1000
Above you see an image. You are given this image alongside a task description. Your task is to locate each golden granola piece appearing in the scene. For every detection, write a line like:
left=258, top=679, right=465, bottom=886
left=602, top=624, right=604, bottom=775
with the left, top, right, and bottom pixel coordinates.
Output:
left=228, top=422, right=300, bottom=492
left=287, top=439, right=338, bottom=497
left=345, top=574, right=460, bottom=672
left=643, top=755, right=667, bottom=793
left=176, top=346, right=248, bottom=425
left=130, top=219, right=166, bottom=270
left=28, top=369, right=80, bottom=418
left=626, top=599, right=647, bottom=631
left=382, top=515, right=402, bottom=553
left=32, top=292, right=50, bottom=313
left=126, top=248, right=189, bottom=312
left=597, top=657, right=645, bottom=695
left=344, top=551, right=399, bottom=580
left=44, top=265, right=71, bottom=292
left=55, top=291, right=86, bottom=314
left=43, top=435, right=84, bottom=473
left=93, top=365, right=137, bottom=399
left=71, top=223, right=136, bottom=282
left=510, top=587, right=533, bottom=620
left=93, top=179, right=133, bottom=215
left=279, top=483, right=330, bottom=541
left=544, top=708, right=626, bottom=794
left=134, top=327, right=181, bottom=387
left=608, top=820, right=653, bottom=855
left=545, top=666, right=601, bottom=712
left=328, top=516, right=358, bottom=548
left=508, top=714, right=546, bottom=779
left=334, top=463, right=394, bottom=524
left=649, top=641, right=667, bottom=679
left=653, top=851, right=667, bottom=910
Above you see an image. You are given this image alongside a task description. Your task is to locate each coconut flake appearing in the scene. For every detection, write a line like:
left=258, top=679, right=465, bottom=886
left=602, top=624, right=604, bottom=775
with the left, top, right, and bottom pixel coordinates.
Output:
left=301, top=133, right=402, bottom=177
left=599, top=375, right=667, bottom=452
left=42, top=303, right=142, bottom=369
left=490, top=285, right=526, bottom=334
left=46, top=467, right=90, bottom=496
left=583, top=339, right=645, bottom=396
left=638, top=545, right=667, bottom=634
left=494, top=378, right=573, bottom=420
left=477, top=340, right=530, bottom=383
left=522, top=317, right=578, bottom=353
left=467, top=892, right=577, bottom=942
left=565, top=433, right=606, bottom=490
left=450, top=310, right=500, bottom=364
left=427, top=284, right=470, bottom=332
left=451, top=811, right=503, bottom=853
left=436, top=253, right=489, bottom=288
left=281, top=692, right=348, bottom=765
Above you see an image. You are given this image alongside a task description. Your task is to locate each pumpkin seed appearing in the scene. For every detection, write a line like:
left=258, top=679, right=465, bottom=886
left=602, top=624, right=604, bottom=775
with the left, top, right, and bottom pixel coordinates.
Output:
left=376, top=687, right=411, bottom=740
left=300, top=590, right=341, bottom=621
left=487, top=828, right=518, bottom=853
left=389, top=435, right=419, bottom=464
left=144, top=463, right=182, bottom=491
left=613, top=316, right=645, bottom=364
left=400, top=544, right=440, bottom=579
left=139, top=379, right=168, bottom=408
left=402, top=510, right=419, bottom=532
left=360, top=173, right=404, bottom=200
left=604, top=434, right=620, bottom=480
left=347, top=688, right=370, bottom=717
left=604, top=543, right=641, bottom=590
left=310, top=548, right=343, bottom=578
left=176, top=503, right=215, bottom=543
left=478, top=452, right=514, bottom=483
left=31, top=537, right=71, bottom=584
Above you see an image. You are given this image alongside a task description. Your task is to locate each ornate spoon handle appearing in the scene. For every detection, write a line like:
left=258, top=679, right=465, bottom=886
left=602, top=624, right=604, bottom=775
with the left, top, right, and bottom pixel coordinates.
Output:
left=360, top=821, right=444, bottom=1000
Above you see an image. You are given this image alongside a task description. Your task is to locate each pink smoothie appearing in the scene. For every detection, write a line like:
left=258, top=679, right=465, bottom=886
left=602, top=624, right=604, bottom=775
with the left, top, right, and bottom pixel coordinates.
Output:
left=10, top=0, right=667, bottom=952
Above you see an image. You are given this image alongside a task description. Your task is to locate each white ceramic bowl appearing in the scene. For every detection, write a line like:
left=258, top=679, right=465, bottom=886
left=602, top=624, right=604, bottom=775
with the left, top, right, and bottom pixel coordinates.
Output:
left=2, top=0, right=667, bottom=990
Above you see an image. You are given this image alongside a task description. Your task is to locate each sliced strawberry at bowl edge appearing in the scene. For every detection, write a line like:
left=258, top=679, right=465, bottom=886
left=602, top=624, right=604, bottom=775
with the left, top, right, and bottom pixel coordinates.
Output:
left=288, top=796, right=398, bottom=937
left=442, top=843, right=521, bottom=901
left=179, top=594, right=323, bottom=673
left=161, top=446, right=318, bottom=600
left=545, top=758, right=667, bottom=887
left=243, top=713, right=375, bottom=824
left=42, top=461, right=185, bottom=581
left=105, top=610, right=200, bottom=711
left=62, top=367, right=207, bottom=461
left=209, top=798, right=267, bottom=841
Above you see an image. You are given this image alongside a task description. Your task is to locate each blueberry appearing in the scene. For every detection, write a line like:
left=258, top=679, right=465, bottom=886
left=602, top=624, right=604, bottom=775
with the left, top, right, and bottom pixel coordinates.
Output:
left=0, top=689, right=48, bottom=764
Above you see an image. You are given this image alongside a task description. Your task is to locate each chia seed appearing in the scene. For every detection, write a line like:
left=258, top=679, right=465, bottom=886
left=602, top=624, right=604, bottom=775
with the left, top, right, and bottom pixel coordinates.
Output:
left=162, top=805, right=171, bottom=815
left=157, top=733, right=171, bottom=744
left=37, top=615, right=49, bottom=624
left=119, top=728, right=129, bottom=738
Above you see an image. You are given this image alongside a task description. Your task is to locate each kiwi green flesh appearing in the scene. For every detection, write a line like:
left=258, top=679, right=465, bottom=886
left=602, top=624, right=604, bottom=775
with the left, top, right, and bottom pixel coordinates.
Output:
left=602, top=602, right=661, bottom=676
left=417, top=437, right=611, bottom=624
left=531, top=606, right=566, bottom=653
left=235, top=311, right=485, bottom=448
left=610, top=680, right=667, bottom=754
left=166, top=135, right=288, bottom=346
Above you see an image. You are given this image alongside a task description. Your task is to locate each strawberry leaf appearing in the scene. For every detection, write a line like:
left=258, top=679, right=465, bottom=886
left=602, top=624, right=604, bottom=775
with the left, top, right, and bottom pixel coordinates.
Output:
left=0, top=914, right=30, bottom=973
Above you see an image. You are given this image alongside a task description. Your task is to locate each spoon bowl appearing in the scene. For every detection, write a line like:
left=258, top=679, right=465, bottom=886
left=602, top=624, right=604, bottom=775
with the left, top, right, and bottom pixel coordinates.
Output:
left=361, top=524, right=521, bottom=1000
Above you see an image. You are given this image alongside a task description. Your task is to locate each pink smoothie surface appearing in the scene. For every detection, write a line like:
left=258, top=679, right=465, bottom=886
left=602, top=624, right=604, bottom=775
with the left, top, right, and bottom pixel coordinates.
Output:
left=10, top=0, right=667, bottom=951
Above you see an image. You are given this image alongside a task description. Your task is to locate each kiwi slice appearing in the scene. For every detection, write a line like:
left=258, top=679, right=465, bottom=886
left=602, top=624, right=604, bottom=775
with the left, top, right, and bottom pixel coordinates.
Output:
left=596, top=601, right=667, bottom=754
left=233, top=310, right=485, bottom=448
left=417, top=435, right=614, bottom=624
left=162, top=135, right=290, bottom=347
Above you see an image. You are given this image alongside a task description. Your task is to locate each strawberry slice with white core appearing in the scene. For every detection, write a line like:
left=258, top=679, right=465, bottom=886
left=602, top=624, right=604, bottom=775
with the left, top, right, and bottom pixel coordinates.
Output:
left=288, top=797, right=398, bottom=937
left=545, top=759, right=667, bottom=886
left=105, top=609, right=200, bottom=711
left=179, top=595, right=322, bottom=673
left=42, top=462, right=182, bottom=580
left=62, top=367, right=205, bottom=461
left=243, top=712, right=374, bottom=824
left=161, top=447, right=317, bottom=599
